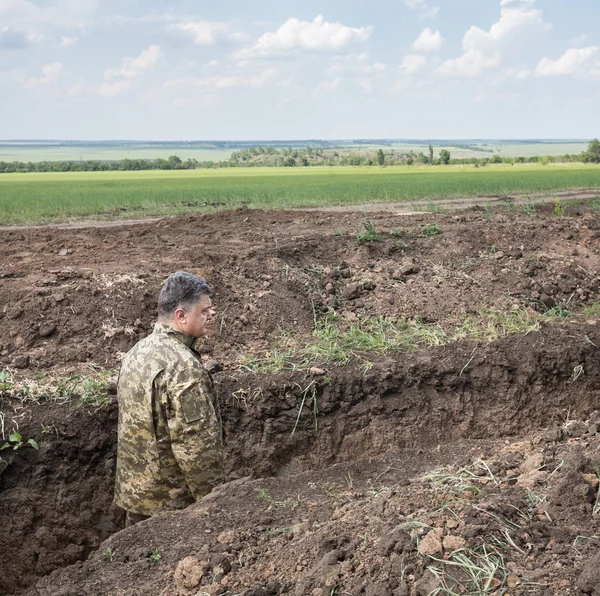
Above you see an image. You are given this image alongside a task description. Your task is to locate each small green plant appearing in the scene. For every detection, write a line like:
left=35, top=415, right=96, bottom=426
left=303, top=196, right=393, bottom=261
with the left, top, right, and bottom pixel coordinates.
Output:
left=357, top=220, right=380, bottom=244
left=255, top=487, right=289, bottom=510
left=552, top=199, right=567, bottom=217
left=520, top=201, right=537, bottom=216
left=420, top=222, right=441, bottom=237
left=147, top=548, right=162, bottom=565
left=0, top=432, right=39, bottom=451
left=583, top=303, right=600, bottom=316
left=390, top=226, right=405, bottom=238
left=0, top=371, right=13, bottom=393
left=103, top=546, right=116, bottom=562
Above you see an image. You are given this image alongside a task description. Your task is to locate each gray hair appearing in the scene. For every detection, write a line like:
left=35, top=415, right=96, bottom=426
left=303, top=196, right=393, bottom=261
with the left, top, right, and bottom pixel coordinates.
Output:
left=157, top=272, right=212, bottom=318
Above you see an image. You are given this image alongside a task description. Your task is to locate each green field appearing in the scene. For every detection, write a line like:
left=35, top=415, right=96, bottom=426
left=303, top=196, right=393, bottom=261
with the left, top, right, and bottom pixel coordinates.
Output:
left=1, top=163, right=599, bottom=225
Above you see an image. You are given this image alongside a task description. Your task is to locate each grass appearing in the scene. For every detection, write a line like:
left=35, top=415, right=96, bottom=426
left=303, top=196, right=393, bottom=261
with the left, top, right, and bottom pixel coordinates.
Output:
left=426, top=545, right=509, bottom=594
left=242, top=306, right=563, bottom=373
left=0, top=163, right=599, bottom=224
left=422, top=460, right=500, bottom=498
left=0, top=368, right=115, bottom=408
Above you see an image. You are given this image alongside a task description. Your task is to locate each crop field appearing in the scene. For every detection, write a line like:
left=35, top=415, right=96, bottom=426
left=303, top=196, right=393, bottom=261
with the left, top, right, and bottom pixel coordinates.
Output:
left=1, top=163, right=599, bottom=224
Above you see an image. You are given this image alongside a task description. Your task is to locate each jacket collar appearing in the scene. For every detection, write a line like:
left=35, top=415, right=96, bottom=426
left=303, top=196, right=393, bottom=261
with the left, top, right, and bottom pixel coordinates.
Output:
left=153, top=322, right=196, bottom=348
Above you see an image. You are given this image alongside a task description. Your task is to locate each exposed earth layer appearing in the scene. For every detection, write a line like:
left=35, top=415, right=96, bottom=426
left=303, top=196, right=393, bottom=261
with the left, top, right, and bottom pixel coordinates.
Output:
left=1, top=198, right=600, bottom=595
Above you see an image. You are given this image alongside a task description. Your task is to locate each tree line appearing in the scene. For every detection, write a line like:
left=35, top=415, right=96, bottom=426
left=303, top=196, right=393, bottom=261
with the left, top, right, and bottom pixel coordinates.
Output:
left=1, top=140, right=598, bottom=174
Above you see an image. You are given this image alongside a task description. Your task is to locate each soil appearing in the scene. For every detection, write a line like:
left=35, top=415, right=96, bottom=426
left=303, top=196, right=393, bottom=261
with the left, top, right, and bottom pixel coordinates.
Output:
left=1, top=197, right=600, bottom=596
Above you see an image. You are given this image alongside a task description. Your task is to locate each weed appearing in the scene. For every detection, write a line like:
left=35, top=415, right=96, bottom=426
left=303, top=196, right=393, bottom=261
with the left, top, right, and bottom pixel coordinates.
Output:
left=544, top=305, right=571, bottom=318
left=0, top=368, right=115, bottom=408
left=426, top=203, right=445, bottom=214
left=572, top=535, right=600, bottom=555
left=103, top=546, right=116, bottom=562
left=422, top=460, right=499, bottom=498
left=357, top=220, right=380, bottom=244
left=0, top=371, right=13, bottom=394
left=147, top=549, right=162, bottom=565
left=552, top=199, right=567, bottom=217
left=569, top=364, right=585, bottom=384
left=525, top=489, right=547, bottom=506
left=426, top=545, right=508, bottom=594
left=41, top=423, right=59, bottom=436
left=255, top=488, right=289, bottom=510
left=0, top=431, right=39, bottom=451
left=520, top=201, right=537, bottom=216
left=390, top=226, right=406, bottom=238
left=420, top=222, right=441, bottom=237
left=583, top=303, right=600, bottom=317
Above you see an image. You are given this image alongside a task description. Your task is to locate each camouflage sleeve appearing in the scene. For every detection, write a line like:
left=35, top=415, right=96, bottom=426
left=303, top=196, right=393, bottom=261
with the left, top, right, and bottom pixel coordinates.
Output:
left=163, top=366, right=224, bottom=500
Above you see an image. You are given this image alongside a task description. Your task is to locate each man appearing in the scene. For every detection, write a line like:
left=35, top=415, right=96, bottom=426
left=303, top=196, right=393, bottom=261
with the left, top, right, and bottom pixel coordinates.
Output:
left=114, top=271, right=224, bottom=526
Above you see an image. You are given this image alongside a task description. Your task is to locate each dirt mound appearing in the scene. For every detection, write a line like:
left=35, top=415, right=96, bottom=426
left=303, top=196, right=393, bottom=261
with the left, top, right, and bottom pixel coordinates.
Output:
left=1, top=200, right=600, bottom=595
left=1, top=204, right=599, bottom=372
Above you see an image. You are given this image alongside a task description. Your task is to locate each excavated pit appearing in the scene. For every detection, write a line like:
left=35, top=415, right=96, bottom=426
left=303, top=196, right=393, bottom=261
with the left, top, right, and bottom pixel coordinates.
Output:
left=2, top=323, right=600, bottom=595
left=1, top=202, right=600, bottom=595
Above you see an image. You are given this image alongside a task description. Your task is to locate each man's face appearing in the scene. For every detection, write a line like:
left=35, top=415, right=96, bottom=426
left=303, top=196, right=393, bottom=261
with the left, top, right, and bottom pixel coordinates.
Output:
left=178, top=295, right=214, bottom=338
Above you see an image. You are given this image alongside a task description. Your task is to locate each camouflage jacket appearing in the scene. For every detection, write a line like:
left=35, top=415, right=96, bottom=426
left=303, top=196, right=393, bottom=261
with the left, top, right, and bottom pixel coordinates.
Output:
left=114, top=322, right=224, bottom=515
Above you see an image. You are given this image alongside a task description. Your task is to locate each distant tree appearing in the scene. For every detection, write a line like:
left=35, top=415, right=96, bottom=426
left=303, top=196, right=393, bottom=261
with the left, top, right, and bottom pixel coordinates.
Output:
left=428, top=144, right=434, bottom=165
left=439, top=149, right=451, bottom=165
left=583, top=138, right=600, bottom=163
left=406, top=157, right=414, bottom=165
left=490, top=154, right=503, bottom=164
left=283, top=156, right=296, bottom=167
left=300, top=156, right=309, bottom=167
left=376, top=149, right=385, bottom=166
left=167, top=155, right=183, bottom=169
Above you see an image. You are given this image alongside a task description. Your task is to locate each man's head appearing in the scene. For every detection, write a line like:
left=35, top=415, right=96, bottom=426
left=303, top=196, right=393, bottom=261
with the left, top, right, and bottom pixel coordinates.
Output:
left=157, top=272, right=214, bottom=337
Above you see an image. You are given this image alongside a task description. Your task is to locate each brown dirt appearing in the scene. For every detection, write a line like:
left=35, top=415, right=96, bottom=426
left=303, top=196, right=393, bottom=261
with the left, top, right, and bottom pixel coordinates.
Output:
left=1, top=199, right=600, bottom=596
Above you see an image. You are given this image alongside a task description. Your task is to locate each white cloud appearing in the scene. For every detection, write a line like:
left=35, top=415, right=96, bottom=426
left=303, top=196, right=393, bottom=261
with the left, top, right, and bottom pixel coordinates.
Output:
left=98, top=80, right=133, bottom=98
left=312, top=76, right=343, bottom=97
left=404, top=0, right=440, bottom=20
left=104, top=45, right=162, bottom=79
left=165, top=68, right=277, bottom=90
left=237, top=15, right=372, bottom=59
left=399, top=53, right=428, bottom=75
left=172, top=21, right=247, bottom=46
left=436, top=1, right=550, bottom=78
left=69, top=78, right=134, bottom=99
left=60, top=35, right=78, bottom=47
left=1, top=0, right=98, bottom=36
left=570, top=34, right=589, bottom=47
left=411, top=28, right=443, bottom=52
left=327, top=53, right=387, bottom=76
left=436, top=50, right=501, bottom=78
left=26, top=62, right=63, bottom=87
left=500, top=0, right=536, bottom=5
left=535, top=46, right=600, bottom=78
left=214, top=69, right=276, bottom=89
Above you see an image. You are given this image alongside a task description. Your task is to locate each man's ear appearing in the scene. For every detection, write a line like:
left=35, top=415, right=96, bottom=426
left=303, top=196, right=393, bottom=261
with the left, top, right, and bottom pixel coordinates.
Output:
left=174, top=307, right=186, bottom=323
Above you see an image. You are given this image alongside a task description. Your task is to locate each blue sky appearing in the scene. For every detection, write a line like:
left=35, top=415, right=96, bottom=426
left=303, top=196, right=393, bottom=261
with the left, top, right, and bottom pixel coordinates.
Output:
left=1, top=0, right=599, bottom=140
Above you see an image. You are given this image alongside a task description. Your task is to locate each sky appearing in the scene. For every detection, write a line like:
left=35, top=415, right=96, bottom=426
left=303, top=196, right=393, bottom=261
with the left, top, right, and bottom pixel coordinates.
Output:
left=1, top=0, right=599, bottom=140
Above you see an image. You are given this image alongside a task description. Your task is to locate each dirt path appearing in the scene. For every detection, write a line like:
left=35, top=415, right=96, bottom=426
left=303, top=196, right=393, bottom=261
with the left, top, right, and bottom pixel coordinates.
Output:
left=0, top=189, right=597, bottom=231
